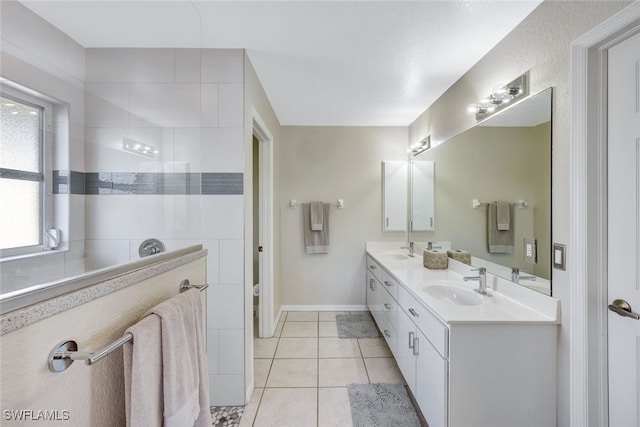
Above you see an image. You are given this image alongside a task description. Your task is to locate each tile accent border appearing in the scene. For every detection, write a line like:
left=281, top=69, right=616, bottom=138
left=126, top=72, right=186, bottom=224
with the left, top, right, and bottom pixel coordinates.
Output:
left=53, top=170, right=243, bottom=195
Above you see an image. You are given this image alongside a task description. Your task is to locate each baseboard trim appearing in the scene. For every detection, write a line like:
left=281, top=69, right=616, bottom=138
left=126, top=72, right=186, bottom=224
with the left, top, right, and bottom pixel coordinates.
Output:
left=280, top=304, right=368, bottom=312
left=245, top=380, right=254, bottom=403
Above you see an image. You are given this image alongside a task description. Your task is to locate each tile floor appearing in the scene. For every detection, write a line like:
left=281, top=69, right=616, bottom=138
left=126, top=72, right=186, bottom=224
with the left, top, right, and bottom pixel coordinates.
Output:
left=238, top=311, right=406, bottom=427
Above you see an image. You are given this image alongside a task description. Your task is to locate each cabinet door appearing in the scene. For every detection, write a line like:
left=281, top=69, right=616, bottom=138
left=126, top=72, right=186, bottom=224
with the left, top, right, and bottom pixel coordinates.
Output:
left=382, top=161, right=407, bottom=232
left=366, top=270, right=382, bottom=326
left=397, top=307, right=417, bottom=391
left=416, top=329, right=448, bottom=427
left=410, top=160, right=435, bottom=231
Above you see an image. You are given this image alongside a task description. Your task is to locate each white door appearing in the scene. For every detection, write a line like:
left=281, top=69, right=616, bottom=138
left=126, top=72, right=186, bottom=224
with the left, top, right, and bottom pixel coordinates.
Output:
left=608, top=30, right=640, bottom=426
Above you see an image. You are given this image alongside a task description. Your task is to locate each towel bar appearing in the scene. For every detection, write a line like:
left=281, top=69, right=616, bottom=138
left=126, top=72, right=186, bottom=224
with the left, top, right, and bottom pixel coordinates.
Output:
left=48, top=280, right=209, bottom=373
left=472, top=199, right=528, bottom=209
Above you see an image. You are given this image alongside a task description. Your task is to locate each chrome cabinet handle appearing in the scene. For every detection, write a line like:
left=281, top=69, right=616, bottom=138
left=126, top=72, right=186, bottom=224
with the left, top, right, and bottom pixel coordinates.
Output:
left=408, top=308, right=419, bottom=318
left=384, top=303, right=392, bottom=310
left=609, top=299, right=640, bottom=320
left=408, top=331, right=414, bottom=349
left=384, top=329, right=391, bottom=337
left=413, top=337, right=419, bottom=356
left=383, top=281, right=392, bottom=287
left=369, top=265, right=377, bottom=270
left=369, top=279, right=375, bottom=290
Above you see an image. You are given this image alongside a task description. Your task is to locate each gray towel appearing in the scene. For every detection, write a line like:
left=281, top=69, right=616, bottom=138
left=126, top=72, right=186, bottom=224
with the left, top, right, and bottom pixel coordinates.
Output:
left=310, top=201, right=324, bottom=231
left=488, top=203, right=514, bottom=253
left=496, top=201, right=511, bottom=231
left=302, top=202, right=330, bottom=254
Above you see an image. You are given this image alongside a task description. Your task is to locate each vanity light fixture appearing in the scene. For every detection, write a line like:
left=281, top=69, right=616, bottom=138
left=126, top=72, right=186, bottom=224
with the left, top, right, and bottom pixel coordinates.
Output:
left=408, top=136, right=431, bottom=157
left=467, top=72, right=529, bottom=121
left=122, top=137, right=158, bottom=158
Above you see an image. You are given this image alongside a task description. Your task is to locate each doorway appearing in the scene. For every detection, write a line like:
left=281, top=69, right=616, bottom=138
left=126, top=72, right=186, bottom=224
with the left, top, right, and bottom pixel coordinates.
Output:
left=570, top=4, right=640, bottom=426
left=252, top=108, right=275, bottom=339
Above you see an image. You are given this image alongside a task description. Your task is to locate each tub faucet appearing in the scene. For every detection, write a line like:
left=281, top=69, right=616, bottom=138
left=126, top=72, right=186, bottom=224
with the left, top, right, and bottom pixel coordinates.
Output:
left=511, top=267, right=537, bottom=284
left=464, top=267, right=491, bottom=296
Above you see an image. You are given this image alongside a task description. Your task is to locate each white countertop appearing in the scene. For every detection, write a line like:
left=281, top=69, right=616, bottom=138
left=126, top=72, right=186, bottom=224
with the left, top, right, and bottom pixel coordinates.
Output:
left=366, top=242, right=560, bottom=325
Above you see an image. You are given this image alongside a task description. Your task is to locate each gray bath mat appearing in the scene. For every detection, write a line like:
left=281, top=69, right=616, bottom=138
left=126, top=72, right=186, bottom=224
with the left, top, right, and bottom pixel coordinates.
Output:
left=348, top=383, right=421, bottom=427
left=336, top=313, right=380, bottom=338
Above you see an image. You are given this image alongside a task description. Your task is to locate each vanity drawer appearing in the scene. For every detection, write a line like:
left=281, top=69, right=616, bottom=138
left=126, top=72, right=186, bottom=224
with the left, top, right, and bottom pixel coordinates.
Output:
left=366, top=256, right=384, bottom=282
left=398, top=286, right=448, bottom=359
left=381, top=270, right=400, bottom=300
left=381, top=286, right=398, bottom=331
left=379, top=315, right=398, bottom=357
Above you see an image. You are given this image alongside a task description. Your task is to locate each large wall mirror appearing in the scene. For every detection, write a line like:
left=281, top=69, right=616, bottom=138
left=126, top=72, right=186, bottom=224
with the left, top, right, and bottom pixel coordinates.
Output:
left=409, top=88, right=552, bottom=295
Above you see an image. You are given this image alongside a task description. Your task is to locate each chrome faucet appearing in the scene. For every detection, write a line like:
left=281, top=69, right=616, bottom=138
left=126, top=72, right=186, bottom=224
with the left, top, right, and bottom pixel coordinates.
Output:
left=427, top=241, right=442, bottom=250
left=511, top=267, right=537, bottom=284
left=464, top=267, right=491, bottom=296
left=401, top=241, right=415, bottom=257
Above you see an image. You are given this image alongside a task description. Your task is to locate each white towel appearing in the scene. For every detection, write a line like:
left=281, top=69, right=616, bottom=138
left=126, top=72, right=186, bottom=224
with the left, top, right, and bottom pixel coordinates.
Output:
left=124, top=289, right=211, bottom=427
left=310, top=201, right=324, bottom=231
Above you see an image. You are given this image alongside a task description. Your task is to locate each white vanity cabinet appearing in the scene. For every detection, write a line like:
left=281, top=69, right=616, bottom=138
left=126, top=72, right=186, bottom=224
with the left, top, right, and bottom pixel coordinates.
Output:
left=365, top=247, right=558, bottom=427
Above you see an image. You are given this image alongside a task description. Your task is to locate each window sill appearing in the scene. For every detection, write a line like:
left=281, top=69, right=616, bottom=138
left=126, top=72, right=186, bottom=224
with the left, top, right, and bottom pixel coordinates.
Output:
left=0, top=246, right=69, bottom=264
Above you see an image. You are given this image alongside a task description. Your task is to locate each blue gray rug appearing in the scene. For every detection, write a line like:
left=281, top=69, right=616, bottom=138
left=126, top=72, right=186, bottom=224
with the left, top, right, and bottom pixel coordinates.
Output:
left=348, top=383, right=421, bottom=427
left=335, top=313, right=380, bottom=338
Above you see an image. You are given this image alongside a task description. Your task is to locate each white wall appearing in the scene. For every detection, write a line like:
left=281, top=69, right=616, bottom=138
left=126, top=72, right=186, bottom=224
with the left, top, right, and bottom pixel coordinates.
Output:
left=83, top=47, right=246, bottom=405
left=407, top=2, right=631, bottom=424
left=278, top=126, right=408, bottom=306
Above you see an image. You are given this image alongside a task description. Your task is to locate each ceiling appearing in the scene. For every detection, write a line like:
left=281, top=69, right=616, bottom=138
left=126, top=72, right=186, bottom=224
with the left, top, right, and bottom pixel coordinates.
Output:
left=20, top=1, right=542, bottom=126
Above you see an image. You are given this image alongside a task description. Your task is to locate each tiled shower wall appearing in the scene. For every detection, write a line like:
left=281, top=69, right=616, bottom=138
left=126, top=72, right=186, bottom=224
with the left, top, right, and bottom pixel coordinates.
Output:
left=84, top=48, right=246, bottom=404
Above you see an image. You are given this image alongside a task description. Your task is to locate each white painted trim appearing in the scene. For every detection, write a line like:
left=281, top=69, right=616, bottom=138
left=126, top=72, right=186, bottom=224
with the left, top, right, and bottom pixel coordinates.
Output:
left=280, top=305, right=368, bottom=312
left=569, top=3, right=640, bottom=426
left=245, top=379, right=254, bottom=403
left=251, top=106, right=275, bottom=339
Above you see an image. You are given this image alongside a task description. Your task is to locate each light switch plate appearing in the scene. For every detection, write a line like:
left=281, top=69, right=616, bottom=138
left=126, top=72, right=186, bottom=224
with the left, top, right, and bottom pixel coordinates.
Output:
left=553, top=243, right=566, bottom=271
left=523, top=237, right=537, bottom=263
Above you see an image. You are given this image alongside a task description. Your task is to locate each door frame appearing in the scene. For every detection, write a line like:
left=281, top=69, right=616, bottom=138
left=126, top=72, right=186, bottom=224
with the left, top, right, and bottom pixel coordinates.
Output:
left=569, top=4, right=640, bottom=425
left=251, top=106, right=276, bottom=338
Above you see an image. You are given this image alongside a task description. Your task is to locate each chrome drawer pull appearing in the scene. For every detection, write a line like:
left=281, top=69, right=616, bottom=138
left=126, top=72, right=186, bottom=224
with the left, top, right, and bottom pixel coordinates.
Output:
left=413, top=337, right=419, bottom=356
left=384, top=281, right=392, bottom=287
left=370, top=265, right=377, bottom=270
left=408, top=308, right=419, bottom=318
left=384, top=329, right=391, bottom=337
left=408, top=331, right=414, bottom=349
left=369, top=279, right=375, bottom=290
left=384, top=303, right=392, bottom=310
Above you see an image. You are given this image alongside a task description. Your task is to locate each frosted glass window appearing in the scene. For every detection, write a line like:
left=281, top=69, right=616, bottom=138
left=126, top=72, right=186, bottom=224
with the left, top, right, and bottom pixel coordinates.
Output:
left=0, top=94, right=44, bottom=251
left=0, top=96, right=41, bottom=172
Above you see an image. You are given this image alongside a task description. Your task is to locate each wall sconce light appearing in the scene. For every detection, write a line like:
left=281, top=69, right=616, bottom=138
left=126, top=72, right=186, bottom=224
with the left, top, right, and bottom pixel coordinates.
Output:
left=408, top=136, right=430, bottom=157
left=122, top=137, right=158, bottom=158
left=467, top=72, right=529, bottom=120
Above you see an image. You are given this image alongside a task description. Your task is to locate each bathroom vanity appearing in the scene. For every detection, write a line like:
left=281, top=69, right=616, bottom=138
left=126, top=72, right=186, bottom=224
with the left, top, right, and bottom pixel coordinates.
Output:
left=366, top=242, right=559, bottom=427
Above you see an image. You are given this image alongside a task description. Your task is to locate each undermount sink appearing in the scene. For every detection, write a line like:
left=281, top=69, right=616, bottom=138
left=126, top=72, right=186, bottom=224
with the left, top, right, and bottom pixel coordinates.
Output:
left=423, top=282, right=483, bottom=306
left=381, top=253, right=410, bottom=260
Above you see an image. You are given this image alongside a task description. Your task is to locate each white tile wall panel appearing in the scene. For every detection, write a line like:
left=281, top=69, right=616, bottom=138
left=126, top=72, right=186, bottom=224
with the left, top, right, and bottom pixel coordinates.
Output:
left=0, top=1, right=66, bottom=71
left=218, top=329, right=245, bottom=374
left=64, top=240, right=86, bottom=276
left=201, top=49, right=244, bottom=83
left=174, top=128, right=203, bottom=172
left=207, top=328, right=220, bottom=374
left=85, top=195, right=175, bottom=239
left=218, top=83, right=244, bottom=128
left=69, top=195, right=86, bottom=241
left=201, top=195, right=244, bottom=240
left=209, top=374, right=245, bottom=406
left=69, top=125, right=85, bottom=172
left=201, top=83, right=220, bottom=127
left=84, top=239, right=131, bottom=270
left=85, top=48, right=174, bottom=83
left=0, top=252, right=66, bottom=293
left=207, top=285, right=244, bottom=329
left=85, top=83, right=130, bottom=127
left=64, top=38, right=86, bottom=82
left=175, top=49, right=201, bottom=83
left=130, top=83, right=201, bottom=128
left=219, top=239, right=244, bottom=284
left=201, top=128, right=244, bottom=172
left=174, top=195, right=202, bottom=239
